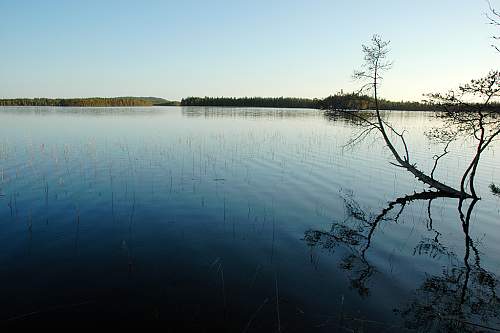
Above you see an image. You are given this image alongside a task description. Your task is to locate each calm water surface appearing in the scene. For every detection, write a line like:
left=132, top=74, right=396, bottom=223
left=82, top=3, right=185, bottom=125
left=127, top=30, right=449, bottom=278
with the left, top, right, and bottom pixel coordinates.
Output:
left=0, top=106, right=499, bottom=330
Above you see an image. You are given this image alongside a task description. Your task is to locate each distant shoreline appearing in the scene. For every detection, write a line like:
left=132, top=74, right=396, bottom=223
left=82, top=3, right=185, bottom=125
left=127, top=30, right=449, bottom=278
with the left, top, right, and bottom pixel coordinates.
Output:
left=0, top=105, right=443, bottom=112
left=0, top=97, right=180, bottom=107
left=2, top=95, right=498, bottom=112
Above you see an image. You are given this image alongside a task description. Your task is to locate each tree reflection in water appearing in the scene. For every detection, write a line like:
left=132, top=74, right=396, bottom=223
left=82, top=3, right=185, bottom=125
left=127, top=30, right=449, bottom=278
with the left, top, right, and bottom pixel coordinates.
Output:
left=304, top=191, right=500, bottom=331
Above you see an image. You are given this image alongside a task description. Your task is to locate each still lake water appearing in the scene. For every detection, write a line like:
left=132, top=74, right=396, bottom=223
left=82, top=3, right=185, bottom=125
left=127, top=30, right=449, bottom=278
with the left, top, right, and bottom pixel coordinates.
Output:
left=0, top=106, right=499, bottom=329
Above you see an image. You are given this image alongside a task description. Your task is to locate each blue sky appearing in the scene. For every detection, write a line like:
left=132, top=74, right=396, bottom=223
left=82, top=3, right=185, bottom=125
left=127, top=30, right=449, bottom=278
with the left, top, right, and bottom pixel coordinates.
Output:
left=0, top=0, right=498, bottom=101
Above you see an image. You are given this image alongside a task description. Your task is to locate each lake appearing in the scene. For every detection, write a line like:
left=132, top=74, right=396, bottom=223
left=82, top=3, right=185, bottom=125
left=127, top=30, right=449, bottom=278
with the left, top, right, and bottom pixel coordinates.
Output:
left=0, top=106, right=499, bottom=330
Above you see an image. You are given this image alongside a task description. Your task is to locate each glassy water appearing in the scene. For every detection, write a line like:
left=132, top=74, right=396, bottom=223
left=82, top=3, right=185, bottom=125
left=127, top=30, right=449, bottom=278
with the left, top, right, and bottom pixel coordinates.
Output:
left=0, top=106, right=499, bottom=330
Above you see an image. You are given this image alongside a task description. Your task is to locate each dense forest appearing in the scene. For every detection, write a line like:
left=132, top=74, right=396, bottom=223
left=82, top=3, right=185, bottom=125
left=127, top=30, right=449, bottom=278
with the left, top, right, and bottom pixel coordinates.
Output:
left=0, top=97, right=178, bottom=107
left=181, top=95, right=438, bottom=111
left=154, top=100, right=181, bottom=106
left=181, top=96, right=320, bottom=109
left=182, top=94, right=500, bottom=112
left=2, top=95, right=498, bottom=111
left=318, top=93, right=437, bottom=111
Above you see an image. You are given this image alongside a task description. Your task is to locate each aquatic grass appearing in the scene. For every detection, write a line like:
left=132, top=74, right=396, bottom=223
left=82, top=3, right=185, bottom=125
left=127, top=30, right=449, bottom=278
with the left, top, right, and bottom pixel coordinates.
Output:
left=275, top=272, right=281, bottom=333
left=242, top=297, right=269, bottom=333
left=1, top=108, right=499, bottom=327
left=28, top=209, right=32, bottom=232
left=6, top=300, right=95, bottom=321
left=208, top=258, right=228, bottom=320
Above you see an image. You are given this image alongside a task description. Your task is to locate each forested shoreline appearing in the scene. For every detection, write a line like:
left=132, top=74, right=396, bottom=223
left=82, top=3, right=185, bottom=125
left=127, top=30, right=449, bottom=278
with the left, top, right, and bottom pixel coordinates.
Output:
left=1, top=95, right=498, bottom=111
left=0, top=97, right=178, bottom=107
left=181, top=95, right=441, bottom=111
left=180, top=96, right=321, bottom=109
left=182, top=95, right=500, bottom=111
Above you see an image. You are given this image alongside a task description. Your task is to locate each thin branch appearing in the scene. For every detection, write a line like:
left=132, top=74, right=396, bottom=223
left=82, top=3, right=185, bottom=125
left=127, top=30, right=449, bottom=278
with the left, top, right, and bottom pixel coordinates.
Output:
left=431, top=137, right=454, bottom=179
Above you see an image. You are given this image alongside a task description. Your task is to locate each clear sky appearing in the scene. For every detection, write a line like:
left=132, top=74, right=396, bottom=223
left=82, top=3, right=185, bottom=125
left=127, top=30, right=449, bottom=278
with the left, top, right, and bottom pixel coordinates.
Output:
left=0, top=0, right=498, bottom=101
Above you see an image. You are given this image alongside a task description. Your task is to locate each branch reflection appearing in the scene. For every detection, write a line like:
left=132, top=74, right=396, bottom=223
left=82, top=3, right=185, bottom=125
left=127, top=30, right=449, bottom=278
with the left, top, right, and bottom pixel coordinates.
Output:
left=304, top=191, right=500, bottom=331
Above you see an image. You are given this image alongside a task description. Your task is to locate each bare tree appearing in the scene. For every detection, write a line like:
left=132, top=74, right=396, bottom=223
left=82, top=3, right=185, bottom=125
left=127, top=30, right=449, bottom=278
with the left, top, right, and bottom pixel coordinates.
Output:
left=427, top=71, right=500, bottom=198
left=487, top=1, right=500, bottom=52
left=337, top=35, right=469, bottom=198
left=330, top=34, right=500, bottom=199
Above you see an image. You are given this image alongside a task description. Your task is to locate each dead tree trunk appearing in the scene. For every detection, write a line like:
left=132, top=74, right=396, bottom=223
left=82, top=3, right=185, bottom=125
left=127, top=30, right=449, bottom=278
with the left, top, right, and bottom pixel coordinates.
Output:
left=374, top=109, right=468, bottom=198
left=349, top=34, right=475, bottom=199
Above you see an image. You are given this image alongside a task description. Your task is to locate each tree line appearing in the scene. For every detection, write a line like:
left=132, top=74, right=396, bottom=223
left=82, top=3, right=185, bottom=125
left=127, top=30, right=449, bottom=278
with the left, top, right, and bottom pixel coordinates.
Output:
left=0, top=97, right=177, bottom=107
left=318, top=93, right=439, bottom=111
left=1, top=95, right=498, bottom=111
left=181, top=95, right=438, bottom=110
left=181, top=96, right=321, bottom=109
left=181, top=95, right=499, bottom=111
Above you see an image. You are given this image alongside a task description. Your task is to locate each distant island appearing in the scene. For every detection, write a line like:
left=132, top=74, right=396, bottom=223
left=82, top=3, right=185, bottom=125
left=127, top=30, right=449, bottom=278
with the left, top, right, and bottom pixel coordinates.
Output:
left=0, top=97, right=180, bottom=107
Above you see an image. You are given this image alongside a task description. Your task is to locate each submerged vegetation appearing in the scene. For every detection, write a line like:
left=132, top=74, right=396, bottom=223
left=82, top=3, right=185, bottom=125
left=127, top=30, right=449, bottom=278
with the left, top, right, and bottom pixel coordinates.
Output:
left=490, top=183, right=500, bottom=196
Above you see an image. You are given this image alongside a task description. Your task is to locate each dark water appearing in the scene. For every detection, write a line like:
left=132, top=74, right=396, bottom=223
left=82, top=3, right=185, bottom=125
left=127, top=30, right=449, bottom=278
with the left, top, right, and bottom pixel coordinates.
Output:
left=0, top=106, right=499, bottom=330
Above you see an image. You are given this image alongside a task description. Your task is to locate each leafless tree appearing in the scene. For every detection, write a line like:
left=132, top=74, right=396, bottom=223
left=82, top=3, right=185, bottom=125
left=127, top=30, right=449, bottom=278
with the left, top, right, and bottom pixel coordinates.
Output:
left=427, top=71, right=500, bottom=198
left=487, top=0, right=500, bottom=52
left=331, top=35, right=499, bottom=199
left=336, top=35, right=469, bottom=198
